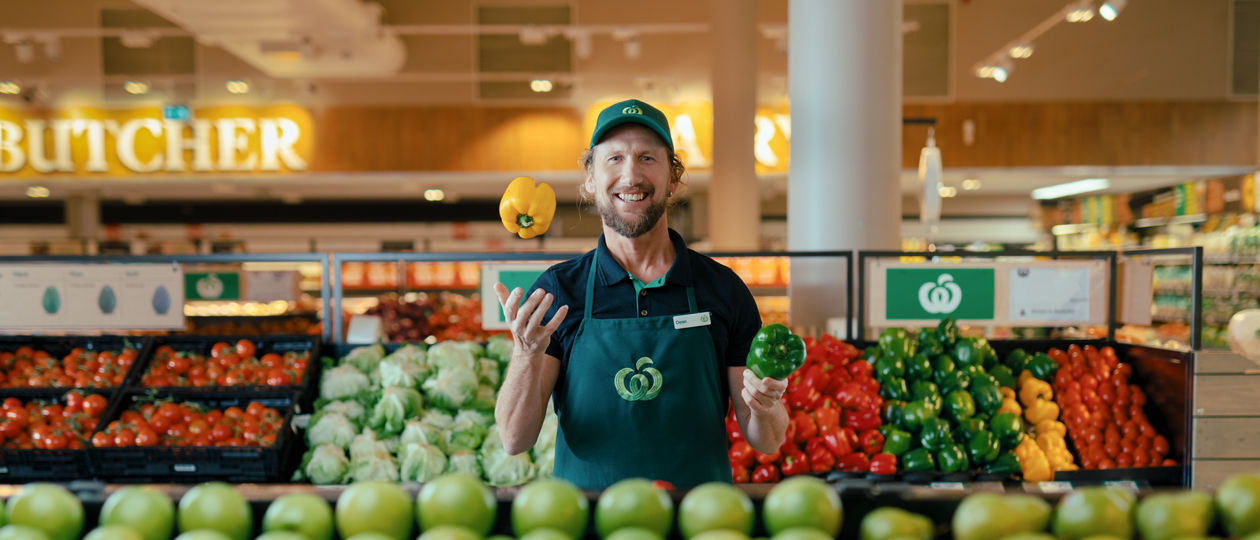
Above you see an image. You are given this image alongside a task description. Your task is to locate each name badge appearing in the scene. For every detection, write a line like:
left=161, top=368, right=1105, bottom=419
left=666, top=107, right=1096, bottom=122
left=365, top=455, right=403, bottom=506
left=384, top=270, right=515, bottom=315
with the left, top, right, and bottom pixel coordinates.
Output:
left=674, top=312, right=712, bottom=330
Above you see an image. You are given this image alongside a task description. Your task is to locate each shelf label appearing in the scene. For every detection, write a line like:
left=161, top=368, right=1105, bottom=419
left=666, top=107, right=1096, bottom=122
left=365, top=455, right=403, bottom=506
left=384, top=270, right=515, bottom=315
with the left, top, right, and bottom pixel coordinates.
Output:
left=1037, top=481, right=1073, bottom=493
left=0, top=264, right=184, bottom=330
left=929, top=482, right=966, bottom=491
left=1008, top=267, right=1090, bottom=322
left=173, top=464, right=197, bottom=473
left=1104, top=480, right=1139, bottom=491
left=244, top=271, right=297, bottom=302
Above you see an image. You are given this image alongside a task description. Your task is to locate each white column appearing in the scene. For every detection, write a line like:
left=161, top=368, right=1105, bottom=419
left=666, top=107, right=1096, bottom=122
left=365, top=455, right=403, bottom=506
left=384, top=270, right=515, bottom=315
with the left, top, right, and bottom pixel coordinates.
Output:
left=706, top=0, right=760, bottom=250
left=788, top=0, right=903, bottom=335
left=65, top=192, right=101, bottom=255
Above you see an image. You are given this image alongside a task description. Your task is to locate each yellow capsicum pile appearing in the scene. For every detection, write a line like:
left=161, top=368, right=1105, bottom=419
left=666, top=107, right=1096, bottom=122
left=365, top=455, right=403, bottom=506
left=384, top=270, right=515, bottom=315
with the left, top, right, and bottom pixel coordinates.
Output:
left=1014, top=370, right=1078, bottom=477
left=499, top=176, right=557, bottom=239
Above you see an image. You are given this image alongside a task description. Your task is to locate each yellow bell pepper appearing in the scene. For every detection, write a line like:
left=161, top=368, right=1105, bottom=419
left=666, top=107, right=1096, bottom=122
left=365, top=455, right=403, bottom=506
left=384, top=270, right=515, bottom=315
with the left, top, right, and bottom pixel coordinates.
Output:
left=499, top=176, right=557, bottom=239
left=1024, top=399, right=1060, bottom=425
left=1019, top=369, right=1035, bottom=385
left=999, top=387, right=1016, bottom=401
left=1019, top=378, right=1053, bottom=407
left=1017, top=443, right=1054, bottom=482
left=997, top=398, right=1022, bottom=417
left=1035, top=420, right=1067, bottom=439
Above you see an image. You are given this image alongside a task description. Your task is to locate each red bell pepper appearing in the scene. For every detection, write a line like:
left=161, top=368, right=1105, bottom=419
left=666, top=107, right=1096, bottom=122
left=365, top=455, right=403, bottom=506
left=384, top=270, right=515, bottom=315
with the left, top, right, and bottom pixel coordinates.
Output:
left=847, top=360, right=873, bottom=379
left=859, top=429, right=885, bottom=455
left=726, top=411, right=743, bottom=443
left=780, top=450, right=810, bottom=476
left=821, top=430, right=852, bottom=458
left=869, top=452, right=897, bottom=475
left=811, top=400, right=841, bottom=433
left=837, top=451, right=871, bottom=473
left=751, top=463, right=780, bottom=483
left=782, top=411, right=797, bottom=445
left=755, top=450, right=781, bottom=465
left=808, top=442, right=836, bottom=473
left=833, top=381, right=867, bottom=410
left=650, top=480, right=675, bottom=491
left=791, top=410, right=818, bottom=444
left=729, top=440, right=755, bottom=469
left=787, top=385, right=822, bottom=410
left=844, top=409, right=881, bottom=432
left=731, top=464, right=750, bottom=483
left=800, top=365, right=829, bottom=392
left=855, top=377, right=880, bottom=395
left=838, top=427, right=860, bottom=453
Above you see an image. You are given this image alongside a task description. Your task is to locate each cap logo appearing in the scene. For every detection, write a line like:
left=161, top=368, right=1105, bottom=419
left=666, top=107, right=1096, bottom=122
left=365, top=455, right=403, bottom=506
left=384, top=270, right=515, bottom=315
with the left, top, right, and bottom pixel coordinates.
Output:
left=622, top=106, right=643, bottom=115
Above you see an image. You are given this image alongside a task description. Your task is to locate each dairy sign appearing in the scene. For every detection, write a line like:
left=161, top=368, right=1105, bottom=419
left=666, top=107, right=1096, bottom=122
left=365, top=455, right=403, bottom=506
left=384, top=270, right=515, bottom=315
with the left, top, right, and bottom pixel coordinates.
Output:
left=0, top=104, right=313, bottom=177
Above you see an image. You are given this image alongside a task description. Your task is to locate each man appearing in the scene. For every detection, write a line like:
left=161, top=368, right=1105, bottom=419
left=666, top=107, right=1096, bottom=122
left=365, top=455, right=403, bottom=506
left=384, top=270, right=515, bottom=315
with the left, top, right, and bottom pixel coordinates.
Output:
left=494, top=99, right=788, bottom=490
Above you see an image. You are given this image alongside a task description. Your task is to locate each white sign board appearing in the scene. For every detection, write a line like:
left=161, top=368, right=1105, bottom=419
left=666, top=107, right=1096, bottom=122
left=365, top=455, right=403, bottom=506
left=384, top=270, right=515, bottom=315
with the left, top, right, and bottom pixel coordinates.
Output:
left=0, top=264, right=185, bottom=330
left=1008, top=266, right=1092, bottom=322
left=244, top=270, right=298, bottom=302
left=479, top=262, right=556, bottom=331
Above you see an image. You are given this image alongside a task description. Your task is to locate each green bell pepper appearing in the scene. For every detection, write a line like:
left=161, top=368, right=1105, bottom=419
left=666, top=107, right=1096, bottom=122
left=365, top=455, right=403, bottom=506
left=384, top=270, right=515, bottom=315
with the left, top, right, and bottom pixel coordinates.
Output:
left=973, top=373, right=1000, bottom=390
left=863, top=346, right=880, bottom=363
left=882, top=400, right=906, bottom=428
left=965, top=430, right=1001, bottom=464
left=901, top=399, right=938, bottom=433
left=918, top=418, right=954, bottom=451
left=874, top=355, right=906, bottom=383
left=970, top=381, right=1004, bottom=418
left=984, top=452, right=1022, bottom=476
left=879, top=426, right=913, bottom=457
left=906, top=353, right=933, bottom=381
left=932, top=355, right=956, bottom=380
left=954, top=337, right=985, bottom=368
left=916, top=328, right=944, bottom=357
left=878, top=327, right=916, bottom=359
left=980, top=341, right=998, bottom=371
left=1004, top=348, right=1030, bottom=374
left=944, top=390, right=976, bottom=422
left=935, top=318, right=959, bottom=347
left=746, top=324, right=807, bottom=379
left=879, top=378, right=910, bottom=402
left=957, top=418, right=986, bottom=444
left=988, top=365, right=1017, bottom=389
left=936, top=443, right=970, bottom=474
left=937, top=369, right=971, bottom=395
left=910, top=380, right=940, bottom=402
left=990, top=412, right=1025, bottom=450
left=902, top=448, right=936, bottom=472
left=1026, top=352, right=1059, bottom=381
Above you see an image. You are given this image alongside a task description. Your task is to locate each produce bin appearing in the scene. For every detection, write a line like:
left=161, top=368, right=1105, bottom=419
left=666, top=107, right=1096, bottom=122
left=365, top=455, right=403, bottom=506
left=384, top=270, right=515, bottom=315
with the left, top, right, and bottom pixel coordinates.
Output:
left=0, top=388, right=115, bottom=481
left=0, top=335, right=147, bottom=392
left=132, top=334, right=320, bottom=405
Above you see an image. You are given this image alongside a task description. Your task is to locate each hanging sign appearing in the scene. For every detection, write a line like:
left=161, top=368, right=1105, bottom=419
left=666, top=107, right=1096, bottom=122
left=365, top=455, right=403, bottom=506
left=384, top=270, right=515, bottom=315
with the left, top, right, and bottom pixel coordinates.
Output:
left=0, top=264, right=184, bottom=330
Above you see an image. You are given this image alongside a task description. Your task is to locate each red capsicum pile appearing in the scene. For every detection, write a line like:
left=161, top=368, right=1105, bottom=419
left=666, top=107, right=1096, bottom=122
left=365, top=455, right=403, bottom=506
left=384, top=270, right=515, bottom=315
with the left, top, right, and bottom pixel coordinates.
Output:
left=728, top=333, right=897, bottom=482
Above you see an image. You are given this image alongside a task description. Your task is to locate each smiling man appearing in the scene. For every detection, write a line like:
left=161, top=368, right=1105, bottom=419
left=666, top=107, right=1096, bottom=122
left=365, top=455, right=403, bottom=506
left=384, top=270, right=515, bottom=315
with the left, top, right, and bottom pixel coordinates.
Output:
left=493, top=99, right=789, bottom=490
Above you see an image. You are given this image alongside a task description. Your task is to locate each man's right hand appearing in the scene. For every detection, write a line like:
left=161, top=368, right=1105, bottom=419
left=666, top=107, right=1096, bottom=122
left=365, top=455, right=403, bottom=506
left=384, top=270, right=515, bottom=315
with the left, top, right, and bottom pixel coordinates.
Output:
left=494, top=282, right=568, bottom=357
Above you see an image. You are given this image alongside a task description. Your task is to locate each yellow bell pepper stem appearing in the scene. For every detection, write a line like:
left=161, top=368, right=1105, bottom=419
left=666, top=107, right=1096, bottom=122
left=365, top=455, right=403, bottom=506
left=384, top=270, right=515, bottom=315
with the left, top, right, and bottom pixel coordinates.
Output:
left=499, top=176, right=557, bottom=239
left=1019, top=378, right=1053, bottom=407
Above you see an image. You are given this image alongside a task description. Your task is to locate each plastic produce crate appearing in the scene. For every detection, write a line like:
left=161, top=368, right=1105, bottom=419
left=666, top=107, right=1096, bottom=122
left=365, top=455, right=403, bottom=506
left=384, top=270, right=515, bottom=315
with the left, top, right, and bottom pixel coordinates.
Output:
left=132, top=334, right=320, bottom=405
left=90, top=389, right=299, bottom=483
left=0, top=335, right=147, bottom=393
left=0, top=388, right=116, bottom=481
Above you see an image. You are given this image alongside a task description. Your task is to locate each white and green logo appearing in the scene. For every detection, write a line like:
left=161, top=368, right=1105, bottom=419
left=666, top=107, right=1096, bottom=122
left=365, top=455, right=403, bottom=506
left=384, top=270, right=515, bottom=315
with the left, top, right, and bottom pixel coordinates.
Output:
left=886, top=268, right=995, bottom=320
left=918, top=273, right=963, bottom=314
left=614, top=356, right=663, bottom=402
left=622, top=106, right=643, bottom=115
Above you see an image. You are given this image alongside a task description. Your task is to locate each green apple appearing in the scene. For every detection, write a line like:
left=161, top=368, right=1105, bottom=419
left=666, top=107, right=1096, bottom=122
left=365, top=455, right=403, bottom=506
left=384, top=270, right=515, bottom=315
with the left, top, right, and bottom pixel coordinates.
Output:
left=0, top=525, right=51, bottom=540
left=100, top=486, right=176, bottom=540
left=860, top=507, right=933, bottom=540
left=1136, top=492, right=1213, bottom=540
left=1001, top=534, right=1056, bottom=540
left=5, top=483, right=84, bottom=540
left=762, top=477, right=842, bottom=536
left=518, top=528, right=573, bottom=540
left=336, top=481, right=415, bottom=540
left=1052, top=488, right=1135, bottom=540
left=177, top=483, right=252, bottom=540
left=262, top=493, right=334, bottom=540
left=678, top=483, right=755, bottom=539
left=1217, top=473, right=1260, bottom=538
left=83, top=525, right=143, bottom=540
left=691, top=530, right=752, bottom=540
left=418, top=473, right=497, bottom=536
left=254, top=533, right=307, bottom=540
left=418, top=525, right=483, bottom=540
left=511, top=479, right=589, bottom=540
left=173, top=531, right=232, bottom=540
left=606, top=528, right=666, bottom=540
left=953, top=493, right=1050, bottom=540
left=768, top=528, right=831, bottom=540
left=595, top=478, right=674, bottom=538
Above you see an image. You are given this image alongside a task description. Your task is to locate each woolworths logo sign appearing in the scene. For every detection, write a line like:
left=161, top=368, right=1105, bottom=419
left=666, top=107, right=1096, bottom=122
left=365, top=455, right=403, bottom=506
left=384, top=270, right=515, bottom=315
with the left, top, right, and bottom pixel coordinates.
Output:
left=886, top=268, right=995, bottom=320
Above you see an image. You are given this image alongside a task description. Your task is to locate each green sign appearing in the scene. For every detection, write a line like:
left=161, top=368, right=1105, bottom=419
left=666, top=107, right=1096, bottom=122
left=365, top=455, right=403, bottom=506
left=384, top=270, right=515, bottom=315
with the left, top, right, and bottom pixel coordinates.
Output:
left=886, top=268, right=995, bottom=320
left=496, top=269, right=546, bottom=323
left=185, top=272, right=240, bottom=301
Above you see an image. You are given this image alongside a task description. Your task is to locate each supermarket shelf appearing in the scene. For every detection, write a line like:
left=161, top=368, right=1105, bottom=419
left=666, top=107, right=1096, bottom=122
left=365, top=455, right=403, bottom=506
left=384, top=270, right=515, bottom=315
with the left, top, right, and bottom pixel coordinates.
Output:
left=1155, top=287, right=1260, bottom=297
left=1152, top=315, right=1229, bottom=326
left=1204, top=255, right=1260, bottom=265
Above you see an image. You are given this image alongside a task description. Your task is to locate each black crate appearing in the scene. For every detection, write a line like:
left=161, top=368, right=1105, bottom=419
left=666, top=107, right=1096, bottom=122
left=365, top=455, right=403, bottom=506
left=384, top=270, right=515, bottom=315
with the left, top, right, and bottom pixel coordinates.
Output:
left=90, top=389, right=299, bottom=483
left=0, top=388, right=116, bottom=481
left=133, top=335, right=320, bottom=405
left=0, top=335, right=149, bottom=393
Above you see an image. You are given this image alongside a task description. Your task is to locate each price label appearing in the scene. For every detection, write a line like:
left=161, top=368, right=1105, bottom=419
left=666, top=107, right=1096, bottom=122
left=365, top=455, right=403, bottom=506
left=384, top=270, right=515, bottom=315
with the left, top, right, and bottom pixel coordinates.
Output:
left=929, top=482, right=965, bottom=491
left=1037, top=481, right=1073, bottom=493
left=173, top=464, right=197, bottom=473
left=1104, top=480, right=1139, bottom=491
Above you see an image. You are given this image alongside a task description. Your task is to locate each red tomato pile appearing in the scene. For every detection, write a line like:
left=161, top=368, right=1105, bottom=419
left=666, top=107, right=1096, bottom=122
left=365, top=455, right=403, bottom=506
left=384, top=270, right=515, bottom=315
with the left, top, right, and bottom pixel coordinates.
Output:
left=0, top=346, right=137, bottom=388
left=1051, top=344, right=1176, bottom=470
left=142, top=340, right=310, bottom=387
left=728, top=334, right=894, bottom=483
left=92, top=400, right=283, bottom=448
left=0, top=391, right=110, bottom=450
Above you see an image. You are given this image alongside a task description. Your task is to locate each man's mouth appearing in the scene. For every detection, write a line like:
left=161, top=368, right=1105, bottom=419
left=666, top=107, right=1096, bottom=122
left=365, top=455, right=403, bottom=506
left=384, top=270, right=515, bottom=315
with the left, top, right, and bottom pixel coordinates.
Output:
left=617, top=193, right=647, bottom=202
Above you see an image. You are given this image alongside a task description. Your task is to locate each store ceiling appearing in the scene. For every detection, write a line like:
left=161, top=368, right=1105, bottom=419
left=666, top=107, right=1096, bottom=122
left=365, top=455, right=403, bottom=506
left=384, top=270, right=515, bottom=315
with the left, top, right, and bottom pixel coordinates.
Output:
left=0, top=0, right=1253, bottom=205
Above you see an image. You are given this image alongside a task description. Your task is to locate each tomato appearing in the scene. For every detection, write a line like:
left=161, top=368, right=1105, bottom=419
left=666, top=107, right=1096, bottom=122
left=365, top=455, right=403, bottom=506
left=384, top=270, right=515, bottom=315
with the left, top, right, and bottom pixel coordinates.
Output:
left=234, top=340, right=256, bottom=359
left=1152, top=435, right=1169, bottom=455
left=113, top=429, right=135, bottom=447
left=210, top=342, right=233, bottom=359
left=135, top=428, right=159, bottom=447
left=177, top=482, right=253, bottom=540
left=210, top=423, right=232, bottom=442
left=1115, top=453, right=1133, bottom=468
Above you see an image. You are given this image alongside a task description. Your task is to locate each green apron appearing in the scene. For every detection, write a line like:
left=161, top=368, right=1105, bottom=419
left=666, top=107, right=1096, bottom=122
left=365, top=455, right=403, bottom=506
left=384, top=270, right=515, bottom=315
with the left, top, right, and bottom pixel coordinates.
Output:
left=553, top=247, right=732, bottom=491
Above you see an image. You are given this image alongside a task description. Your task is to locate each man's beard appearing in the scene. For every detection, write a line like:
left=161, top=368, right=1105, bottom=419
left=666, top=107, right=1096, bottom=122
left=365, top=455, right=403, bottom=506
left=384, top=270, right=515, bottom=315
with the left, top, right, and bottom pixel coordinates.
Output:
left=597, top=193, right=668, bottom=238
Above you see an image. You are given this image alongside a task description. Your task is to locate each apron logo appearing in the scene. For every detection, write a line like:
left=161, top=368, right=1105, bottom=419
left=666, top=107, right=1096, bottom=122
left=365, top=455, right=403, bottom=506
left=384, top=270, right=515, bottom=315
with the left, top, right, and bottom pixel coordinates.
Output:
left=918, top=273, right=963, bottom=314
left=614, top=356, right=663, bottom=402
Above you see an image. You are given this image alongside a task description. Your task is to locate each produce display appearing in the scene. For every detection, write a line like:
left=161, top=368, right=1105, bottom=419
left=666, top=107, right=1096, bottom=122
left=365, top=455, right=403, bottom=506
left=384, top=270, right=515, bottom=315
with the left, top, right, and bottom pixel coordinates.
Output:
left=364, top=293, right=507, bottom=343
left=141, top=340, right=311, bottom=388
left=0, top=345, right=139, bottom=388
left=295, top=337, right=555, bottom=486
left=91, top=399, right=285, bottom=448
left=0, top=391, right=109, bottom=450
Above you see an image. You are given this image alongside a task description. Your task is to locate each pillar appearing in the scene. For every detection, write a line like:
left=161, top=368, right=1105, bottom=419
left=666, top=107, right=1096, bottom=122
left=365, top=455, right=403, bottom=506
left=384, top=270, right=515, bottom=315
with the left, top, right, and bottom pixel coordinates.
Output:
left=707, top=0, right=761, bottom=251
left=65, top=192, right=100, bottom=255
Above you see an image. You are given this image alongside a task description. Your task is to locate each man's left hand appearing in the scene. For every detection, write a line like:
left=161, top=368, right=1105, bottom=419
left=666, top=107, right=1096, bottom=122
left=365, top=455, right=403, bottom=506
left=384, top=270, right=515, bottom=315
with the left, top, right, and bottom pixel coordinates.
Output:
left=740, top=368, right=787, bottom=413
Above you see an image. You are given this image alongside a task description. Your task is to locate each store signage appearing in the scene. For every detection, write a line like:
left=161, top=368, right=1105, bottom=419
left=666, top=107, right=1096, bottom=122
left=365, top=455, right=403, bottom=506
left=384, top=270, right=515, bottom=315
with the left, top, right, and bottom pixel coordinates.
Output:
left=0, top=104, right=312, bottom=176
left=479, top=262, right=555, bottom=330
left=184, top=272, right=241, bottom=301
left=886, top=268, right=995, bottom=320
left=0, top=263, right=184, bottom=330
left=1008, top=266, right=1090, bottom=322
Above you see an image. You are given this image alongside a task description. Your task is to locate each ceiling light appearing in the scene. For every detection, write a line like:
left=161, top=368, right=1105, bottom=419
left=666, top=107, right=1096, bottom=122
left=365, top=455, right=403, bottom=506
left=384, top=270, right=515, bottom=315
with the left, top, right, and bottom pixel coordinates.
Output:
left=961, top=179, right=982, bottom=191
left=529, top=79, right=553, bottom=93
left=26, top=186, right=50, bottom=198
left=1099, top=0, right=1127, bottom=21
left=1008, top=44, right=1034, bottom=59
left=1031, top=178, right=1111, bottom=200
left=0, top=82, right=19, bottom=95
left=1066, top=1, right=1095, bottom=22
left=225, top=80, right=249, bottom=94
left=424, top=189, right=445, bottom=202
left=123, top=81, right=149, bottom=95
left=939, top=186, right=957, bottom=198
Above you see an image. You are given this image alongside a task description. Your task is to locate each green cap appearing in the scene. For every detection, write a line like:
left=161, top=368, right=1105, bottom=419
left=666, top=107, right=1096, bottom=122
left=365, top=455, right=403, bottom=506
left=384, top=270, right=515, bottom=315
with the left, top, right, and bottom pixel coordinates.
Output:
left=589, top=99, right=673, bottom=150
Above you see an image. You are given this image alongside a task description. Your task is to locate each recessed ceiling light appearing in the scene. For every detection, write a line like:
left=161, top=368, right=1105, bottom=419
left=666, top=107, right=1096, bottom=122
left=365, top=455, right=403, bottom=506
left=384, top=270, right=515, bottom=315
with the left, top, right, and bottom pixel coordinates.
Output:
left=225, top=80, right=249, bottom=94
left=26, top=186, right=50, bottom=198
left=1008, top=44, right=1034, bottom=59
left=1032, top=178, right=1111, bottom=200
left=123, top=81, right=149, bottom=95
left=424, top=189, right=445, bottom=202
left=0, top=82, right=19, bottom=95
left=961, top=179, right=982, bottom=191
left=530, top=79, right=553, bottom=93
left=939, top=186, right=958, bottom=198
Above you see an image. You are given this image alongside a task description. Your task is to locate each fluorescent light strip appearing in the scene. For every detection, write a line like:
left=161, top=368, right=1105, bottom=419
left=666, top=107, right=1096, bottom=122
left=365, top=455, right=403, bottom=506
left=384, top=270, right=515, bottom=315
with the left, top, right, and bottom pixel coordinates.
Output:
left=1031, top=178, right=1111, bottom=200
